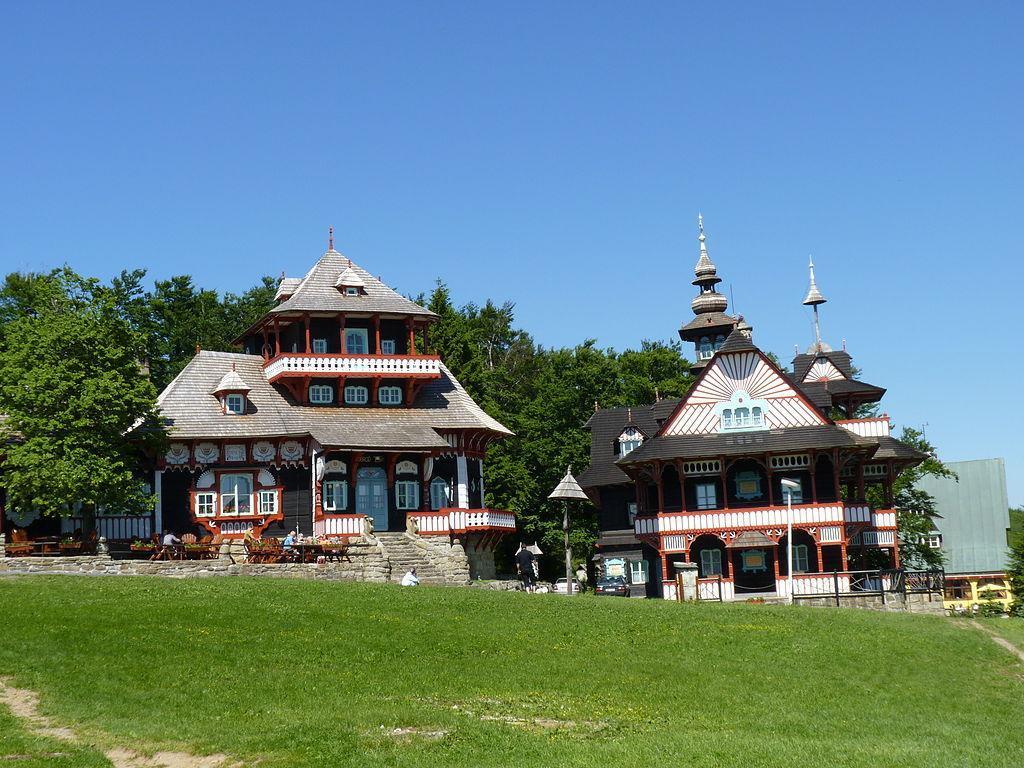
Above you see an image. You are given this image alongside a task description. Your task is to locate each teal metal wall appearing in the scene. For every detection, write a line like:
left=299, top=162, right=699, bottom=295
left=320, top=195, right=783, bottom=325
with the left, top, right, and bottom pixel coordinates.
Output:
left=916, top=458, right=1010, bottom=574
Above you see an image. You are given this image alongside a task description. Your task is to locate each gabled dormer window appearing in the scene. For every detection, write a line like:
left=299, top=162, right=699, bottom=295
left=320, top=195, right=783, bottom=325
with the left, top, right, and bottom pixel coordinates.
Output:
left=225, top=394, right=245, bottom=415
left=345, top=286, right=359, bottom=296
left=619, top=426, right=644, bottom=456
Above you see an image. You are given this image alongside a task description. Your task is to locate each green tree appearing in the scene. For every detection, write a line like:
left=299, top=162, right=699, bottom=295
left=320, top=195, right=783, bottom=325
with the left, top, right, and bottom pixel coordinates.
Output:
left=1007, top=526, right=1024, bottom=618
left=888, top=427, right=954, bottom=569
left=0, top=269, right=165, bottom=521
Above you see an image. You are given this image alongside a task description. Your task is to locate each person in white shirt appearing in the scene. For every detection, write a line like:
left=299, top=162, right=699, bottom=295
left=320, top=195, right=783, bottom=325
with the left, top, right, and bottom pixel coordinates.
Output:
left=401, top=568, right=420, bottom=587
left=162, top=531, right=182, bottom=547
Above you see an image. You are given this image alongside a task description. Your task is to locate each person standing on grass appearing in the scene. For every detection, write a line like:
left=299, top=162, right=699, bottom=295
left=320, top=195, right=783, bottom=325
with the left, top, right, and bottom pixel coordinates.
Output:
left=401, top=567, right=420, bottom=587
left=516, top=543, right=536, bottom=592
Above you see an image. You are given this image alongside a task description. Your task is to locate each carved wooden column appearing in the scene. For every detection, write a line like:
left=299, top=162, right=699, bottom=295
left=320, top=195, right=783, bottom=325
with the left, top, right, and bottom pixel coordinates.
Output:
left=339, top=314, right=347, bottom=353
left=304, top=313, right=311, bottom=353
left=273, top=317, right=281, bottom=356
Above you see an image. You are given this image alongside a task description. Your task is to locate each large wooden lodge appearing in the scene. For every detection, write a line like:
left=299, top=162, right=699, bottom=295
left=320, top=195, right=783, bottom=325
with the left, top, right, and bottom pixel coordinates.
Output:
left=579, top=217, right=925, bottom=599
left=3, top=234, right=516, bottom=577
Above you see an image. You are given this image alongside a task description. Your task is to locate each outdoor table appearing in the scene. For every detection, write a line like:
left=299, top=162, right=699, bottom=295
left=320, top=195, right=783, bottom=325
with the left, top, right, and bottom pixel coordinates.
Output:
left=289, top=542, right=324, bottom=563
left=32, top=539, right=61, bottom=557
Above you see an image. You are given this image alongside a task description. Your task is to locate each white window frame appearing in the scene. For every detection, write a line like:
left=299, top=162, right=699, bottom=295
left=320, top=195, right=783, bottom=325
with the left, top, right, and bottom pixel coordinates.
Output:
left=345, top=286, right=359, bottom=296
left=219, top=474, right=253, bottom=516
left=430, top=477, right=450, bottom=510
left=312, top=338, right=328, bottom=354
left=324, top=480, right=348, bottom=512
left=379, top=386, right=402, bottom=405
left=395, top=480, right=419, bottom=510
left=258, top=490, right=278, bottom=515
left=696, top=482, right=717, bottom=511
left=345, top=328, right=368, bottom=354
left=344, top=385, right=368, bottom=405
left=309, top=384, right=334, bottom=404
left=629, top=560, right=649, bottom=585
left=380, top=339, right=396, bottom=355
left=225, top=394, right=245, bottom=415
left=700, top=548, right=723, bottom=577
left=195, top=492, right=216, bottom=517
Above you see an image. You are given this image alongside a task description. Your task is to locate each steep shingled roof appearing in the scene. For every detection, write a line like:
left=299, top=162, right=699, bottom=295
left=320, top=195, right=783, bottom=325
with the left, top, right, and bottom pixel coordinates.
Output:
left=578, top=399, right=681, bottom=488
left=272, top=249, right=437, bottom=319
left=157, top=351, right=510, bottom=450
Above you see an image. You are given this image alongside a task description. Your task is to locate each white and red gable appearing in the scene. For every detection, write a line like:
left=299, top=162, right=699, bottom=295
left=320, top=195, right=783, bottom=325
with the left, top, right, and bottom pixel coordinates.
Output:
left=662, top=348, right=828, bottom=436
left=801, top=357, right=845, bottom=383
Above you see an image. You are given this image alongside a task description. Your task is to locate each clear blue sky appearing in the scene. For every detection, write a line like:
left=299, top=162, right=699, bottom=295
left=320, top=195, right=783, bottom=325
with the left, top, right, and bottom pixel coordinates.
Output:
left=2, top=3, right=1022, bottom=505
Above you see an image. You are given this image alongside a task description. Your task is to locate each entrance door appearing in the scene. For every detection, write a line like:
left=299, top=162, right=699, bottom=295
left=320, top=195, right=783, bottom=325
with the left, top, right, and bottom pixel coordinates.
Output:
left=356, top=467, right=388, bottom=531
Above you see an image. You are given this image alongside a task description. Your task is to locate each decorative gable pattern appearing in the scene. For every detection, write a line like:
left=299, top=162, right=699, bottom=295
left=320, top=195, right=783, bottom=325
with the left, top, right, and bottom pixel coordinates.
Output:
left=663, top=351, right=826, bottom=435
left=803, top=357, right=845, bottom=383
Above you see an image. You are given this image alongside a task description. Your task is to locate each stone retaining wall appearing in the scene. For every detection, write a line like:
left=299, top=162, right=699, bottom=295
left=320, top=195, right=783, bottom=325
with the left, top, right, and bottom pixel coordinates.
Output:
left=796, top=591, right=946, bottom=615
left=0, top=541, right=391, bottom=583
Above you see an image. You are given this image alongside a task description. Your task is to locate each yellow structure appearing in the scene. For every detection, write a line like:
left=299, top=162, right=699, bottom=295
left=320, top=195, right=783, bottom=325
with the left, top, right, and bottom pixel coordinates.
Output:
left=942, top=572, right=1013, bottom=613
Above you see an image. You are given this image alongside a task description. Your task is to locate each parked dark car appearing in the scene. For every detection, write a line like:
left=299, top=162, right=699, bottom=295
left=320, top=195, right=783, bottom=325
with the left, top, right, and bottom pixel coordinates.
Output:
left=595, top=576, right=629, bottom=597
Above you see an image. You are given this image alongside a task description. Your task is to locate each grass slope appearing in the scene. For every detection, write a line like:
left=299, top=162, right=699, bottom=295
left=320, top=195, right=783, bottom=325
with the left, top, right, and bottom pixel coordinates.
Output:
left=0, top=577, right=1021, bottom=768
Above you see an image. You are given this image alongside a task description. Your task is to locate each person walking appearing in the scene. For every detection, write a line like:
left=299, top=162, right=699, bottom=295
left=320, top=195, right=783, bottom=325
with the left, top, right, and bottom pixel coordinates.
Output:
left=516, top=543, right=536, bottom=592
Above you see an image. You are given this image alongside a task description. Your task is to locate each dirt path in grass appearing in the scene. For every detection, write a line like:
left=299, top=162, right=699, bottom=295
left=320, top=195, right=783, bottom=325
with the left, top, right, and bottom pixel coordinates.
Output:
left=0, top=677, right=241, bottom=768
left=969, top=620, right=1024, bottom=663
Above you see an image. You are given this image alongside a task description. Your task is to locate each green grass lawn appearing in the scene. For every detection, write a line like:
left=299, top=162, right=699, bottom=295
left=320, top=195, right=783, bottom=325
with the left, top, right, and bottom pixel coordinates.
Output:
left=978, top=616, right=1024, bottom=654
left=0, top=577, right=1022, bottom=768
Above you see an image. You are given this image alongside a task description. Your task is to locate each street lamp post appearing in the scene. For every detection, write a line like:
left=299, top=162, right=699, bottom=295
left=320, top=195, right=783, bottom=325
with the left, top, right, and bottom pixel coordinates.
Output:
left=548, top=466, right=589, bottom=596
left=780, top=478, right=801, bottom=605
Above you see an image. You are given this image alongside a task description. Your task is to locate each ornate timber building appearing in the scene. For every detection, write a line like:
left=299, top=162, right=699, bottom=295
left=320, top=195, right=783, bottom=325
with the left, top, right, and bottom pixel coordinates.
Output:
left=111, top=234, right=512, bottom=576
left=579, top=218, right=925, bottom=599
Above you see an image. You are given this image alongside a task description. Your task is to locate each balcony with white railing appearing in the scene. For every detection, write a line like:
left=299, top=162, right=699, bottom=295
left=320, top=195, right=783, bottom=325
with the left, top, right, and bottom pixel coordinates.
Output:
left=406, top=508, right=517, bottom=536
left=635, top=503, right=869, bottom=536
left=264, top=353, right=442, bottom=382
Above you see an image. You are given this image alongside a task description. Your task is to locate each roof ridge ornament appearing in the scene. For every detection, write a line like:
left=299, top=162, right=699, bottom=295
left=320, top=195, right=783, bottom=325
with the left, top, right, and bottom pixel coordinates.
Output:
left=328, top=226, right=335, bottom=252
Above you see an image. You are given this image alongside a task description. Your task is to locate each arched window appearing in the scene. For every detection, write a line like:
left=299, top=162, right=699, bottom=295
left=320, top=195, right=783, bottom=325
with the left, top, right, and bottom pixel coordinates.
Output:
left=698, top=337, right=713, bottom=360
left=718, top=391, right=769, bottom=433
left=430, top=477, right=451, bottom=510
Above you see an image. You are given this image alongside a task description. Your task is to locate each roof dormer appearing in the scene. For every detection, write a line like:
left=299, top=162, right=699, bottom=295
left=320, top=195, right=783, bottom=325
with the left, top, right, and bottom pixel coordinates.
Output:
left=335, top=266, right=366, bottom=296
left=212, top=365, right=251, bottom=415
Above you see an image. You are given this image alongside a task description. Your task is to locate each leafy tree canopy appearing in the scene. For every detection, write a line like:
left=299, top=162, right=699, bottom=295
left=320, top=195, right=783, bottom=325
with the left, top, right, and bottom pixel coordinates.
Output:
left=0, top=268, right=164, bottom=518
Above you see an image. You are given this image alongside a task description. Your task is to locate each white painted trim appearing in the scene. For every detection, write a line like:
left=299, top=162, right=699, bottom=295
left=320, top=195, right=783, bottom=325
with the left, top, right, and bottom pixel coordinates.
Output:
left=456, top=455, right=470, bottom=509
left=154, top=470, right=163, bottom=534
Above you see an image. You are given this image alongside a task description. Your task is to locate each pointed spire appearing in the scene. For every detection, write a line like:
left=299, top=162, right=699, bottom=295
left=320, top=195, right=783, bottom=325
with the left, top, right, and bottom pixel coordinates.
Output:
left=803, top=256, right=826, bottom=306
left=328, top=226, right=335, bottom=252
left=803, top=257, right=830, bottom=353
left=694, top=212, right=716, bottom=276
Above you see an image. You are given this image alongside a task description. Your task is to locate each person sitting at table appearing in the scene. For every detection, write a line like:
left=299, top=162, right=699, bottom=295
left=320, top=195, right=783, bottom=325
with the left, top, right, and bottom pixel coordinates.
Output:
left=401, top=568, right=420, bottom=587
left=283, top=530, right=296, bottom=550
left=158, top=530, right=183, bottom=560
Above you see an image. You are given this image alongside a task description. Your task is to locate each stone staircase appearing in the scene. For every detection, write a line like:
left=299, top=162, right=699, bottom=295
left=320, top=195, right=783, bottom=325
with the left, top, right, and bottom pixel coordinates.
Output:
left=375, top=532, right=449, bottom=585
